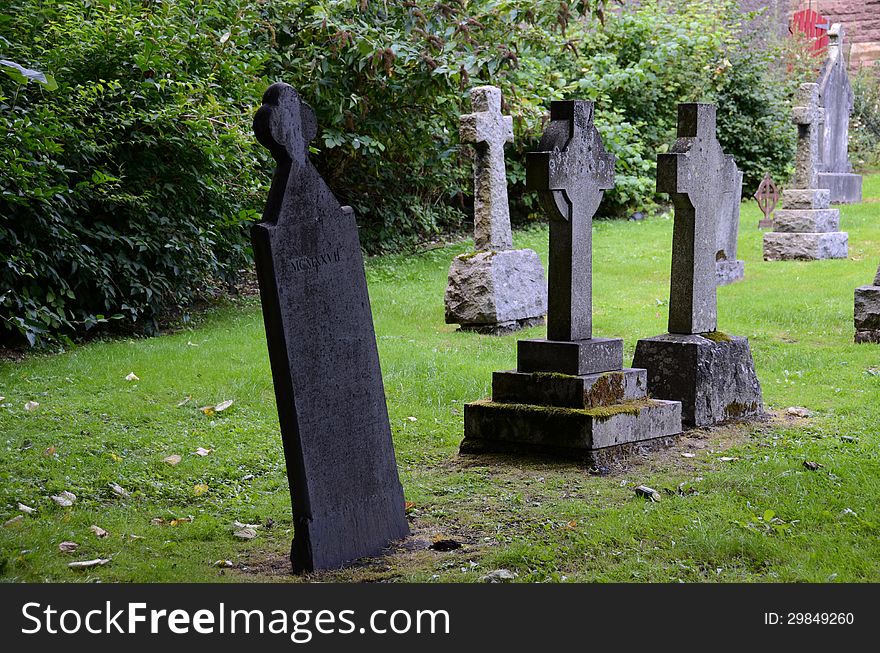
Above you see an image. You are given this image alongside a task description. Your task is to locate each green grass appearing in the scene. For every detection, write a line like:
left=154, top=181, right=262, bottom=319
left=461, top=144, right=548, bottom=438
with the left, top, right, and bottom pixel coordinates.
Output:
left=2, top=174, right=880, bottom=583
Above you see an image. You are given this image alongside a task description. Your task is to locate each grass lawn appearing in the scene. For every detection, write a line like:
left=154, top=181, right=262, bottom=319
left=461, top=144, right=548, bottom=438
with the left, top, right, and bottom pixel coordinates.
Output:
left=2, top=174, right=880, bottom=583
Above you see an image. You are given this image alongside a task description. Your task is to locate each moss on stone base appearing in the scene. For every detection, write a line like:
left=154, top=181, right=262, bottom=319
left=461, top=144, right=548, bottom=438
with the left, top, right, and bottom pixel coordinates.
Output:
left=456, top=249, right=496, bottom=263
left=702, top=330, right=733, bottom=343
left=478, top=398, right=652, bottom=423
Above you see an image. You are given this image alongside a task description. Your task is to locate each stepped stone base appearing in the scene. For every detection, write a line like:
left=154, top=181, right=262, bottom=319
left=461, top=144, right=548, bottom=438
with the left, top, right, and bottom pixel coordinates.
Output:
left=445, top=248, right=547, bottom=333
left=763, top=232, right=848, bottom=260
left=773, top=208, right=839, bottom=233
left=818, top=172, right=862, bottom=204
left=517, top=337, right=623, bottom=376
left=461, top=398, right=681, bottom=463
left=632, top=333, right=764, bottom=428
left=716, top=259, right=744, bottom=286
left=855, top=285, right=880, bottom=343
left=461, top=364, right=682, bottom=462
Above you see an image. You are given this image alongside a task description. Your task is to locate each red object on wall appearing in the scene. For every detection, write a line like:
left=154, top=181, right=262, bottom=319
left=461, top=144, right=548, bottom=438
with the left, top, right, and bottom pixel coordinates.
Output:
left=790, top=8, right=830, bottom=55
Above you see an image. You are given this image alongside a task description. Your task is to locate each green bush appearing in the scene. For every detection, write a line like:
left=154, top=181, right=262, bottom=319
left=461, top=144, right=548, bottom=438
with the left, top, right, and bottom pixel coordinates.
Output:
left=1, top=0, right=801, bottom=346
left=851, top=67, right=880, bottom=171
left=1, top=0, right=270, bottom=346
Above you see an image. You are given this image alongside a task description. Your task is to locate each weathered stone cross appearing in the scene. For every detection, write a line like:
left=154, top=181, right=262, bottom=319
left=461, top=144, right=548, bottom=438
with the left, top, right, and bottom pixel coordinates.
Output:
left=792, top=82, right=824, bottom=189
left=526, top=100, right=614, bottom=342
left=657, top=103, right=731, bottom=335
left=460, top=86, right=514, bottom=251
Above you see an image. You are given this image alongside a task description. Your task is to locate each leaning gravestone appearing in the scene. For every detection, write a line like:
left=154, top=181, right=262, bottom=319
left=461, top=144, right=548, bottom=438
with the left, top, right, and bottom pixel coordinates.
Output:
left=445, top=86, right=547, bottom=334
left=633, top=104, right=763, bottom=428
left=817, top=24, right=862, bottom=204
left=715, top=160, right=745, bottom=286
left=251, top=83, right=408, bottom=572
left=764, top=83, right=848, bottom=261
left=854, top=262, right=880, bottom=343
left=460, top=100, right=681, bottom=462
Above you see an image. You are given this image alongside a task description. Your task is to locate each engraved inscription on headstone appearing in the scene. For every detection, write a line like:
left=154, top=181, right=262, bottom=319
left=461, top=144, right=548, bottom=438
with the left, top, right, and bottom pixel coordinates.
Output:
left=251, top=83, right=408, bottom=573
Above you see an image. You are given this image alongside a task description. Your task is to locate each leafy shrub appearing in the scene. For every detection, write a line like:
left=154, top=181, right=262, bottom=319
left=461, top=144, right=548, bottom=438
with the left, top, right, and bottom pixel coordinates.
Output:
left=1, top=0, right=270, bottom=346
left=851, top=67, right=880, bottom=171
left=1, top=0, right=803, bottom=346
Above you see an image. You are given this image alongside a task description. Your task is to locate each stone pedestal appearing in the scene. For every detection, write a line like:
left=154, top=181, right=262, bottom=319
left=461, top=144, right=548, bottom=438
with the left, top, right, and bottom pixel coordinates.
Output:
left=445, top=249, right=547, bottom=334
left=763, top=188, right=848, bottom=261
left=461, top=365, right=682, bottom=463
left=854, top=284, right=880, bottom=343
left=817, top=172, right=862, bottom=204
left=632, top=333, right=764, bottom=427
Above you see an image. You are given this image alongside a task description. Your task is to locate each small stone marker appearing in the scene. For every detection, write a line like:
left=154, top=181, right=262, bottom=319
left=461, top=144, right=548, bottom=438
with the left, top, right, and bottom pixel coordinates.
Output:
left=445, top=86, right=547, bottom=333
left=715, top=160, right=745, bottom=286
left=460, top=100, right=681, bottom=462
left=763, top=84, right=848, bottom=261
left=251, top=83, right=408, bottom=573
left=854, top=261, right=880, bottom=343
left=633, top=103, right=763, bottom=427
left=817, top=24, right=862, bottom=204
left=754, top=173, right=779, bottom=229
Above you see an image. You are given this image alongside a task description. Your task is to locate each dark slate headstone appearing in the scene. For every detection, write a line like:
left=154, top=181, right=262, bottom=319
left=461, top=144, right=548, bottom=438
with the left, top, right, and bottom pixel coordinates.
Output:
left=251, top=83, right=408, bottom=573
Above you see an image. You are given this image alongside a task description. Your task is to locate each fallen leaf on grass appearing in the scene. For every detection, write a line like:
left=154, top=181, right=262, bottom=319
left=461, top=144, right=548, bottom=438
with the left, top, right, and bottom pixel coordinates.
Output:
left=150, top=518, right=166, bottom=525
left=163, top=454, right=182, bottom=466
left=90, top=525, right=109, bottom=538
left=233, top=521, right=260, bottom=530
left=634, top=485, right=661, bottom=502
left=24, top=401, right=39, bottom=411
left=59, top=541, right=79, bottom=553
left=109, top=453, right=123, bottom=462
left=718, top=457, right=738, bottom=462
left=176, top=396, right=192, bottom=407
left=170, top=516, right=193, bottom=526
left=18, top=503, right=36, bottom=515
left=786, top=406, right=812, bottom=418
left=404, top=501, right=416, bottom=512
left=0, top=395, right=5, bottom=403
left=43, top=446, right=56, bottom=456
left=125, top=372, right=140, bottom=382
left=51, top=491, right=76, bottom=507
left=214, top=399, right=233, bottom=412
left=803, top=461, right=823, bottom=471
left=233, top=528, right=257, bottom=540
left=193, top=483, right=209, bottom=496
left=681, top=452, right=696, bottom=458
left=200, top=405, right=215, bottom=416
left=68, top=558, right=110, bottom=570
left=213, top=560, right=234, bottom=568
left=3, top=515, right=24, bottom=527
left=192, top=447, right=213, bottom=457
left=109, top=482, right=129, bottom=497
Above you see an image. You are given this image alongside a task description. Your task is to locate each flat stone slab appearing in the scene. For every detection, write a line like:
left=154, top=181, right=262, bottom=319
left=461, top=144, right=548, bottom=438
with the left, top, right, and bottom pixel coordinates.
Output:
left=855, top=329, right=880, bottom=344
left=773, top=208, right=840, bottom=233
left=817, top=172, right=862, bottom=204
left=716, top=259, right=744, bottom=286
left=445, top=248, right=547, bottom=329
left=781, top=188, right=830, bottom=209
left=763, top=232, right=848, bottom=260
left=517, top=337, right=623, bottom=375
left=461, top=398, right=682, bottom=461
left=632, top=333, right=764, bottom=427
left=492, top=368, right=647, bottom=409
left=855, top=285, right=880, bottom=332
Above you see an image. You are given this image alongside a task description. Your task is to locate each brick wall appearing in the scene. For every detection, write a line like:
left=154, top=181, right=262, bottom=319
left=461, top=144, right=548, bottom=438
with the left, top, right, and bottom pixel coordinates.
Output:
left=790, top=0, right=880, bottom=68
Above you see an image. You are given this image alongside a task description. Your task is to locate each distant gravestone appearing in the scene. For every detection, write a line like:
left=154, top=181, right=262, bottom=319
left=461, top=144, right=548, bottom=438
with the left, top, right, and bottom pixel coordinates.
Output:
left=754, top=173, right=779, bottom=229
left=633, top=104, right=763, bottom=427
left=854, top=261, right=880, bottom=343
left=764, top=84, right=848, bottom=261
left=461, top=100, right=681, bottom=462
left=817, top=24, right=862, bottom=203
left=715, top=160, right=744, bottom=286
left=445, top=86, right=547, bottom=334
left=251, top=83, right=408, bottom=573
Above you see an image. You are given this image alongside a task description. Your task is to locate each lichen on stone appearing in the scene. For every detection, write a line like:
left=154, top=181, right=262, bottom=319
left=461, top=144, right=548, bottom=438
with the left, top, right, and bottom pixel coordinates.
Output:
left=702, top=330, right=733, bottom=343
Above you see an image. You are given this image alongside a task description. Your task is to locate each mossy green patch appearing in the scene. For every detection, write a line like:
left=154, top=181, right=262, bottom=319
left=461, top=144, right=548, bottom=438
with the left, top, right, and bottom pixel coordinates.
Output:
left=480, top=398, right=651, bottom=422
left=532, top=371, right=580, bottom=381
left=456, top=250, right=496, bottom=262
left=702, top=330, right=733, bottom=343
